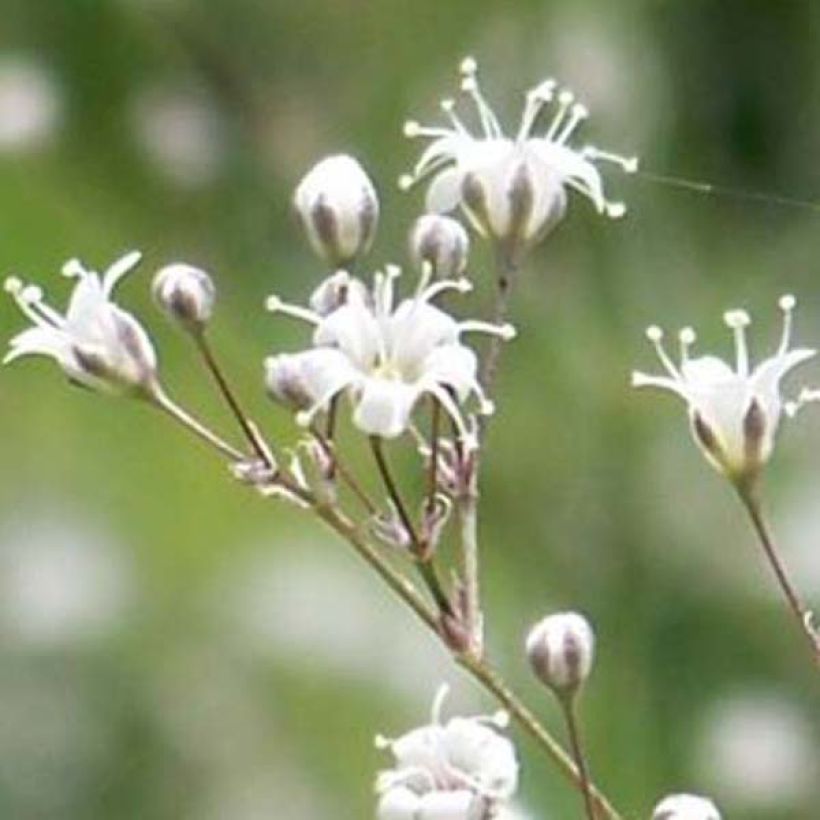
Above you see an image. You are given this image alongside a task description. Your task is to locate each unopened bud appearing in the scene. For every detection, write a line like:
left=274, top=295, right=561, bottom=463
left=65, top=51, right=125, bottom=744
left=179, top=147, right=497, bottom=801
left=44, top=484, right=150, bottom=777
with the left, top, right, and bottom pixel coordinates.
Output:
left=293, top=154, right=379, bottom=266
left=264, top=354, right=313, bottom=410
left=652, top=794, right=721, bottom=820
left=152, top=263, right=215, bottom=329
left=308, top=270, right=369, bottom=316
left=409, top=214, right=470, bottom=278
left=526, top=611, right=594, bottom=698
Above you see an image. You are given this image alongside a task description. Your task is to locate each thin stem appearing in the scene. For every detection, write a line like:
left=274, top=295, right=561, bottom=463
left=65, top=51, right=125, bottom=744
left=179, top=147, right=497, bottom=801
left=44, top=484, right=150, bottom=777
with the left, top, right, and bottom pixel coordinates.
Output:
left=426, top=397, right=441, bottom=514
left=458, top=654, right=622, bottom=820
left=562, top=697, right=597, bottom=820
left=369, top=435, right=453, bottom=617
left=310, top=424, right=378, bottom=516
left=309, top=501, right=621, bottom=820
left=735, top=483, right=820, bottom=665
left=151, top=386, right=245, bottom=461
left=456, top=485, right=482, bottom=658
left=193, top=330, right=273, bottom=465
left=479, top=246, right=520, bottom=399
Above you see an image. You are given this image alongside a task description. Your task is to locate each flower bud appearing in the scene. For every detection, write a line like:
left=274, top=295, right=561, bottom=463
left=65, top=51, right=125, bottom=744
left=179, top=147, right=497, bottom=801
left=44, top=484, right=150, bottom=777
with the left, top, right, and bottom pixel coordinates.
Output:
left=525, top=611, right=594, bottom=698
left=264, top=353, right=313, bottom=410
left=652, top=794, right=721, bottom=820
left=293, top=154, right=379, bottom=266
left=409, top=214, right=470, bottom=278
left=152, top=263, right=215, bottom=329
left=308, top=270, right=369, bottom=316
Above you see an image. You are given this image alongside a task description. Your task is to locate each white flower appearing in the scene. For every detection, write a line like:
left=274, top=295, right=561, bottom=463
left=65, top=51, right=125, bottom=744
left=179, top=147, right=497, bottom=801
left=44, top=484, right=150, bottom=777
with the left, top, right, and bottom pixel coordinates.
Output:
left=152, top=262, right=216, bottom=329
left=401, top=57, right=637, bottom=253
left=265, top=267, right=513, bottom=439
left=293, top=154, right=379, bottom=266
left=651, top=793, right=721, bottom=820
left=4, top=251, right=158, bottom=395
left=631, top=296, right=814, bottom=480
left=410, top=214, right=471, bottom=279
left=375, top=685, right=518, bottom=820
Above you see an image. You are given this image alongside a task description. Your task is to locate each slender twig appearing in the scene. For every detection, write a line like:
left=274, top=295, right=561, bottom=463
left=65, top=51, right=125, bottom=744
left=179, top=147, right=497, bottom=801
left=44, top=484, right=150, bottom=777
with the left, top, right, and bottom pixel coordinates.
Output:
left=561, top=697, right=597, bottom=820
left=426, top=397, right=441, bottom=514
left=479, top=246, right=520, bottom=399
left=369, top=435, right=454, bottom=616
left=146, top=399, right=623, bottom=819
left=456, top=482, right=482, bottom=657
left=735, top=483, right=820, bottom=664
left=310, top=424, right=378, bottom=515
left=458, top=654, right=621, bottom=820
left=151, top=386, right=245, bottom=461
left=193, top=330, right=273, bottom=465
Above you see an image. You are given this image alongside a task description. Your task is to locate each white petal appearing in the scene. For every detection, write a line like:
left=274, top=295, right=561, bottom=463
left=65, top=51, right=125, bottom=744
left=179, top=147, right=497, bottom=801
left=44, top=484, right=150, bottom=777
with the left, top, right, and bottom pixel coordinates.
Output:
left=285, top=347, right=358, bottom=404
left=418, top=790, right=483, bottom=820
left=353, top=377, right=420, bottom=438
left=529, top=140, right=605, bottom=211
left=389, top=301, right=459, bottom=373
left=4, top=325, right=68, bottom=363
left=102, top=250, right=142, bottom=295
left=426, top=168, right=465, bottom=214
left=378, top=786, right=421, bottom=820
left=681, top=355, right=736, bottom=387
left=420, top=344, right=478, bottom=403
left=313, top=302, right=381, bottom=370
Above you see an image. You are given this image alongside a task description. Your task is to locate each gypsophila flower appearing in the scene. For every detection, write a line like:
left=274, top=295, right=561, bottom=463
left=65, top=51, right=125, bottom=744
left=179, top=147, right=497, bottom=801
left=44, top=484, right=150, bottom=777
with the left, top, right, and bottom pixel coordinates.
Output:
left=152, top=262, right=215, bottom=329
left=652, top=793, right=722, bottom=820
left=631, top=296, right=814, bottom=481
left=410, top=213, right=471, bottom=279
left=293, top=154, right=379, bottom=267
left=4, top=251, right=158, bottom=395
left=265, top=266, right=514, bottom=439
left=375, top=685, right=518, bottom=820
left=401, top=57, right=637, bottom=256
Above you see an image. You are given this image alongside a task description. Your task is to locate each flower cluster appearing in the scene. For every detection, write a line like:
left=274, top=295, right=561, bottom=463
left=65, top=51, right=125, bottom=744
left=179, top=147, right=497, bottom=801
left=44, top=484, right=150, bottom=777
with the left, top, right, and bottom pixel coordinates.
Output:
left=375, top=686, right=519, bottom=820
left=265, top=265, right=512, bottom=439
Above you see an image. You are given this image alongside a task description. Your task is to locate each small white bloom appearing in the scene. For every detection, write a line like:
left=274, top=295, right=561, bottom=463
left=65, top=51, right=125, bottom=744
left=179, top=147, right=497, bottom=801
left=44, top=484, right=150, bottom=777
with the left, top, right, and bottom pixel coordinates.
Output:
left=652, top=793, right=721, bottom=820
left=375, top=685, right=518, bottom=820
left=631, top=296, right=814, bottom=480
left=4, top=251, right=158, bottom=395
left=526, top=611, right=595, bottom=697
left=152, top=262, right=216, bottom=329
left=266, top=266, right=513, bottom=439
left=293, top=154, right=379, bottom=266
left=401, top=57, right=637, bottom=254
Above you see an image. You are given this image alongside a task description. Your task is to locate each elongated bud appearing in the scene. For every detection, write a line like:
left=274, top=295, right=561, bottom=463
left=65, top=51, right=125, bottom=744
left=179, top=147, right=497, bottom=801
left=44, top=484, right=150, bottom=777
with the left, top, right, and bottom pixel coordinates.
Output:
left=526, top=611, right=594, bottom=698
left=409, top=214, right=469, bottom=278
left=652, top=794, right=721, bottom=820
left=152, top=263, right=215, bottom=330
left=293, top=154, right=379, bottom=266
left=264, top=354, right=312, bottom=410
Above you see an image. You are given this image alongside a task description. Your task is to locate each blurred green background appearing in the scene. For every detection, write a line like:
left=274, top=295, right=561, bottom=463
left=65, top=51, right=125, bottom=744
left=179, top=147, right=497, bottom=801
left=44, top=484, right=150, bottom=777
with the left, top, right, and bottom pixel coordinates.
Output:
left=0, top=1, right=819, bottom=818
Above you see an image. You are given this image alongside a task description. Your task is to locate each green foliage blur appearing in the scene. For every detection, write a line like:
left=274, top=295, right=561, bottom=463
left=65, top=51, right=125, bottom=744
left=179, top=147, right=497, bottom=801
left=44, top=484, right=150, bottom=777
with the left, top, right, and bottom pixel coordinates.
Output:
left=0, top=1, right=818, bottom=818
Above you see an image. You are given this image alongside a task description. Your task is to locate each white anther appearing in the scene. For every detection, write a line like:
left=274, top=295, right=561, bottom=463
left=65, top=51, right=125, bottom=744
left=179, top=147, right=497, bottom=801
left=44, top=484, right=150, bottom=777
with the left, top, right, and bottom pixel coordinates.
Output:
left=646, top=325, right=663, bottom=342
left=61, top=259, right=86, bottom=279
left=4, top=276, right=22, bottom=294
left=779, top=294, right=796, bottom=311
left=558, top=90, right=574, bottom=106
left=606, top=202, right=627, bottom=218
left=265, top=295, right=282, bottom=312
left=20, top=285, right=42, bottom=303
left=723, top=309, right=751, bottom=329
left=398, top=174, right=414, bottom=191
left=679, top=327, right=696, bottom=345
left=460, top=56, right=477, bottom=76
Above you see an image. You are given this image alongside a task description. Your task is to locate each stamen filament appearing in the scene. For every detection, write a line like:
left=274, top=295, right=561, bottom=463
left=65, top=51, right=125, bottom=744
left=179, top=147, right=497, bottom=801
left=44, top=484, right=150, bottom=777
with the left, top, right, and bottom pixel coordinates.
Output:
left=265, top=295, right=321, bottom=325
left=645, top=326, right=681, bottom=379
left=459, top=320, right=516, bottom=339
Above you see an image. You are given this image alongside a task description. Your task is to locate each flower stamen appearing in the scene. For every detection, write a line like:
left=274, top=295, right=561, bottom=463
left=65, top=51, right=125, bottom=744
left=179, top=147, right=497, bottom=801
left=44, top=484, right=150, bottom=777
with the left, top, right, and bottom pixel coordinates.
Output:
left=645, top=325, right=681, bottom=378
left=265, top=295, right=321, bottom=325
left=723, top=309, right=751, bottom=377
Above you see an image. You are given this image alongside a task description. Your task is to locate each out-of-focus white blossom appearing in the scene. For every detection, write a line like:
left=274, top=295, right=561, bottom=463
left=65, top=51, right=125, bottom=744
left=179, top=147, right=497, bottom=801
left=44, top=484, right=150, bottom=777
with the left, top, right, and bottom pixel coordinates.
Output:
left=651, top=793, right=721, bottom=820
left=0, top=56, right=60, bottom=152
left=632, top=296, right=813, bottom=481
left=266, top=266, right=513, bottom=439
left=401, top=57, right=636, bottom=254
left=375, top=685, right=518, bottom=820
left=293, top=154, right=379, bottom=266
left=4, top=251, right=158, bottom=395
left=131, top=87, right=227, bottom=187
left=696, top=693, right=816, bottom=811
